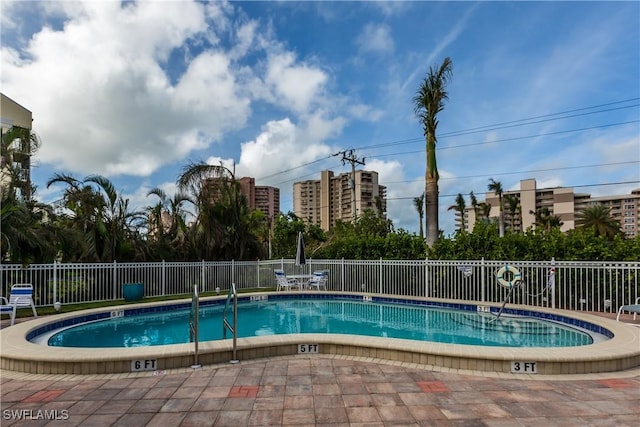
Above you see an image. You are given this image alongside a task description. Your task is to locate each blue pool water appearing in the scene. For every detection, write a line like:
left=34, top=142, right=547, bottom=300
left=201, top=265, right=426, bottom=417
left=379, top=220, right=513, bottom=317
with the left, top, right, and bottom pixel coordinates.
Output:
left=45, top=298, right=594, bottom=348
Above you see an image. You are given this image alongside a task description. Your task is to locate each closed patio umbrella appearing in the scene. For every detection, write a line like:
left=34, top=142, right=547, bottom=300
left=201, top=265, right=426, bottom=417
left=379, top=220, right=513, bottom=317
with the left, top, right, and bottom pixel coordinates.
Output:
left=295, top=232, right=306, bottom=266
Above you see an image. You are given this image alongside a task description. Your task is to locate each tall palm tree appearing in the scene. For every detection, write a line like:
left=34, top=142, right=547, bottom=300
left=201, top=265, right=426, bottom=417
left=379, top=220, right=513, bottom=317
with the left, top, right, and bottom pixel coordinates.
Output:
left=413, top=193, right=425, bottom=239
left=469, top=191, right=479, bottom=227
left=413, top=57, right=453, bottom=247
left=530, top=207, right=563, bottom=232
left=447, top=193, right=466, bottom=232
left=575, top=203, right=621, bottom=239
left=478, top=202, right=492, bottom=223
left=504, top=194, right=520, bottom=232
left=177, top=161, right=263, bottom=260
left=487, top=178, right=505, bottom=237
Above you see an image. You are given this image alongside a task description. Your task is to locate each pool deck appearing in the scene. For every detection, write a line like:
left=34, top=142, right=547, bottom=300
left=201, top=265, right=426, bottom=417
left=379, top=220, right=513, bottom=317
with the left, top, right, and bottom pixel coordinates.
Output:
left=1, top=313, right=640, bottom=426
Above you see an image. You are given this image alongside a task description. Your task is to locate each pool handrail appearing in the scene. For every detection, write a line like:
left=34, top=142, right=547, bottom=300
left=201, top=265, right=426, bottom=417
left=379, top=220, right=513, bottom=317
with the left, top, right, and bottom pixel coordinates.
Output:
left=222, top=283, right=239, bottom=363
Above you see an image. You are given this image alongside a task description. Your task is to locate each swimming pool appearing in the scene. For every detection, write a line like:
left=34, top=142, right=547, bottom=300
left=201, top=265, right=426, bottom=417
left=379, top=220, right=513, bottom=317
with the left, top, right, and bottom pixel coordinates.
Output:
left=2, top=292, right=639, bottom=375
left=45, top=298, right=596, bottom=348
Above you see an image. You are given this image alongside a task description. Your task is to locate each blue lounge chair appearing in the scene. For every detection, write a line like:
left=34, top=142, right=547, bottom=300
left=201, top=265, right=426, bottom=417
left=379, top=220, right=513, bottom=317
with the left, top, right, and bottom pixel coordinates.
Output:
left=1, top=284, right=38, bottom=326
left=616, top=297, right=640, bottom=322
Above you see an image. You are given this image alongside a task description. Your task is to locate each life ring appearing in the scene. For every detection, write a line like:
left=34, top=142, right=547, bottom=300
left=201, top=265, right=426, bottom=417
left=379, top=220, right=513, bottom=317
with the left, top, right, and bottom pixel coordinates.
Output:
left=496, top=264, right=521, bottom=288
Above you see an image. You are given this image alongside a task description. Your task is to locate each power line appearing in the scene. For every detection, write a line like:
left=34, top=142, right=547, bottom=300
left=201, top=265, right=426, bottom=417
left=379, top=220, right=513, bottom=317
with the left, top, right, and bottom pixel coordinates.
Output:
left=256, top=99, right=638, bottom=185
left=388, top=180, right=640, bottom=201
left=382, top=161, right=640, bottom=185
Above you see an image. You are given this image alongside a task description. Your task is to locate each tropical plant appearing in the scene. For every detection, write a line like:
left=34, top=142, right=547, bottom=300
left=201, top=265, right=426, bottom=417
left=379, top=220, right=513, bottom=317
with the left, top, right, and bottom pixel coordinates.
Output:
left=1, top=126, right=40, bottom=201
left=469, top=191, right=478, bottom=224
left=487, top=178, right=504, bottom=237
left=447, top=193, right=466, bottom=232
left=529, top=207, right=563, bottom=233
left=413, top=193, right=425, bottom=239
left=504, top=194, right=520, bottom=232
left=575, top=203, right=621, bottom=239
left=46, top=173, right=143, bottom=261
left=177, top=161, right=264, bottom=260
left=413, top=56, right=453, bottom=247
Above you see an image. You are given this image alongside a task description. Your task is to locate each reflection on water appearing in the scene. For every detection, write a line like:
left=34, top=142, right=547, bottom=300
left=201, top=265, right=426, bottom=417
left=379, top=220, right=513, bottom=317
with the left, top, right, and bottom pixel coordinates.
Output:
left=46, top=299, right=593, bottom=348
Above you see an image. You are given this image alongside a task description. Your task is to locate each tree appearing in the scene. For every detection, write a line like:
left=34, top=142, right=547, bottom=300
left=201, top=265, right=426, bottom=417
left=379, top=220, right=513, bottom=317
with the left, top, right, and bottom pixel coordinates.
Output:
left=530, top=207, right=563, bottom=232
left=487, top=178, right=505, bottom=237
left=447, top=193, right=466, bottom=232
left=145, top=187, right=191, bottom=260
left=575, top=203, right=621, bottom=239
left=177, top=161, right=263, bottom=260
left=469, top=191, right=478, bottom=225
left=413, top=56, right=453, bottom=248
left=46, top=173, right=143, bottom=261
left=504, top=194, right=520, bottom=232
left=413, top=193, right=425, bottom=239
left=1, top=126, right=40, bottom=201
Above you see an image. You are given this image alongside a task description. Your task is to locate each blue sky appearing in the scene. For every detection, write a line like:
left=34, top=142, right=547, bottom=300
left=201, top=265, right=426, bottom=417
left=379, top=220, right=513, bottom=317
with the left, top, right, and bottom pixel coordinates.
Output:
left=2, top=1, right=638, bottom=236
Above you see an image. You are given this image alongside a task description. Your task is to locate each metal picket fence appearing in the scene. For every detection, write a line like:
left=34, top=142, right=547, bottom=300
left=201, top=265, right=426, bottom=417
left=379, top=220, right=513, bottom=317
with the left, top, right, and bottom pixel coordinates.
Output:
left=1, top=259, right=638, bottom=314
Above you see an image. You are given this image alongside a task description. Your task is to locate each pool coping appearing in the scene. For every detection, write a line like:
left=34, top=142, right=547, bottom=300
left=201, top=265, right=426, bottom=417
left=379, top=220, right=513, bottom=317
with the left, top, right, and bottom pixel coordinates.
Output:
left=1, top=292, right=639, bottom=376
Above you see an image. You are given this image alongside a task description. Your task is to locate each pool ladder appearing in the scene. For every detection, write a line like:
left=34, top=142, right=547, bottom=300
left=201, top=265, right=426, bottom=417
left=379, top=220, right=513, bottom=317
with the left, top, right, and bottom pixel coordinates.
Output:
left=223, top=283, right=239, bottom=363
left=189, top=284, right=201, bottom=368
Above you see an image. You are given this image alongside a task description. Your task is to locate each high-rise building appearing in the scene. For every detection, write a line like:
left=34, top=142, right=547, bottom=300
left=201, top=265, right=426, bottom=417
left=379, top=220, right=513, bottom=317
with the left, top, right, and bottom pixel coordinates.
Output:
left=1, top=93, right=34, bottom=200
left=293, top=170, right=387, bottom=231
left=461, top=178, right=639, bottom=238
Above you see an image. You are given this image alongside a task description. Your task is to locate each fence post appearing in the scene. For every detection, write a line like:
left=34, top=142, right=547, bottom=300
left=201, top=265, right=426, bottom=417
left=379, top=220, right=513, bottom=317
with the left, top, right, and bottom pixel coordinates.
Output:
left=162, top=260, right=166, bottom=296
left=481, top=257, right=486, bottom=302
left=201, top=259, right=205, bottom=292
left=53, top=260, right=57, bottom=306
left=379, top=258, right=383, bottom=294
left=425, top=258, right=429, bottom=298
left=231, top=259, right=235, bottom=285
left=550, top=257, right=556, bottom=309
left=341, top=258, right=345, bottom=292
left=113, top=260, right=117, bottom=300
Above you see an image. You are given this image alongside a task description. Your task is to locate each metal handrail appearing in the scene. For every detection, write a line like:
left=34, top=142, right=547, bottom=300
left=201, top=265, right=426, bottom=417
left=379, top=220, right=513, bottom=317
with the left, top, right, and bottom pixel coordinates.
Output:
left=222, top=283, right=239, bottom=363
left=189, top=284, right=201, bottom=368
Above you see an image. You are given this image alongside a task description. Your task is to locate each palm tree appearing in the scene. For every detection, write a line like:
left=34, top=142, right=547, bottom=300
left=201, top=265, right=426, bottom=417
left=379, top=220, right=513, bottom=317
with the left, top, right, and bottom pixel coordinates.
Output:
left=46, top=173, right=142, bottom=261
left=177, top=161, right=263, bottom=260
left=530, top=207, right=563, bottom=232
left=413, top=57, right=453, bottom=247
left=447, top=193, right=466, bottom=232
left=413, top=193, right=425, bottom=239
left=1, top=126, right=40, bottom=201
left=487, top=178, right=505, bottom=237
left=575, top=203, right=621, bottom=239
left=478, top=202, right=492, bottom=223
left=504, top=194, right=520, bottom=232
left=468, top=191, right=479, bottom=227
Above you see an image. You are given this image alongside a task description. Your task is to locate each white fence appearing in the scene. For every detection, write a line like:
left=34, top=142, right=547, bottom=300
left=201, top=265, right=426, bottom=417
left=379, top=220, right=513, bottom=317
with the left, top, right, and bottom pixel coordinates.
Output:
left=1, top=259, right=638, bottom=314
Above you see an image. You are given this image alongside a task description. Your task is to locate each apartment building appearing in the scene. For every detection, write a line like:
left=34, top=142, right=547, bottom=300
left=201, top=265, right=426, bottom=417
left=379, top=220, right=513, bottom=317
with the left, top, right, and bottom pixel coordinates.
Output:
left=1, top=93, right=34, bottom=200
left=293, top=170, right=387, bottom=231
left=461, top=178, right=640, bottom=238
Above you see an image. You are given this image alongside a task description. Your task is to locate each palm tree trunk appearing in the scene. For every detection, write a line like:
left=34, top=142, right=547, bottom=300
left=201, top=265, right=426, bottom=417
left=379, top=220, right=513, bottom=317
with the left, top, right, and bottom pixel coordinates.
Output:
left=425, top=178, right=439, bottom=247
left=425, top=134, right=439, bottom=247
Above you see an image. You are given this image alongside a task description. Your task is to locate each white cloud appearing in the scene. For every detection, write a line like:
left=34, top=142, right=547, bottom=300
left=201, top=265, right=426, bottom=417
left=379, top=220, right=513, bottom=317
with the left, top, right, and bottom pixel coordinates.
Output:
left=356, top=23, right=394, bottom=54
left=264, top=52, right=328, bottom=114
left=236, top=117, right=335, bottom=184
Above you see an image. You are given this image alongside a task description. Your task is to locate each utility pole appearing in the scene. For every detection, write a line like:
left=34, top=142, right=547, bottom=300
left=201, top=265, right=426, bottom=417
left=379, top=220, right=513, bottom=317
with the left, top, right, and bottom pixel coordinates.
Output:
left=338, top=149, right=366, bottom=220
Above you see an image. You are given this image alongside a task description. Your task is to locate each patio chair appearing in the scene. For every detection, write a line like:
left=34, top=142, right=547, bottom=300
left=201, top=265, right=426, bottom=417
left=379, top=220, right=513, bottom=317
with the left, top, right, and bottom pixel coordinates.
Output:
left=274, top=269, right=301, bottom=291
left=0, top=283, right=38, bottom=326
left=306, top=270, right=328, bottom=291
left=616, top=297, right=640, bottom=322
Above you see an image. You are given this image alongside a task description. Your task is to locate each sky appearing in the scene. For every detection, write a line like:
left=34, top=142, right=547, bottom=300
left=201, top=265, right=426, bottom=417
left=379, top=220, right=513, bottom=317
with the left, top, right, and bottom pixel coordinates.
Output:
left=1, top=0, right=639, bottom=236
